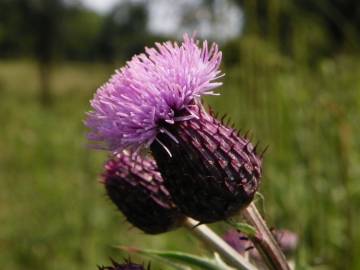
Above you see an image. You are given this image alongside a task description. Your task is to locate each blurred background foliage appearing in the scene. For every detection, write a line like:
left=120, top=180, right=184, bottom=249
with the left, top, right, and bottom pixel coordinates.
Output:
left=0, top=0, right=359, bottom=269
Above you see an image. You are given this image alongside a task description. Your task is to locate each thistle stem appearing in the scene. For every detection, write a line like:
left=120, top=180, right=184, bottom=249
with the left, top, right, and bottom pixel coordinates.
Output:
left=242, top=202, right=290, bottom=270
left=184, top=217, right=258, bottom=270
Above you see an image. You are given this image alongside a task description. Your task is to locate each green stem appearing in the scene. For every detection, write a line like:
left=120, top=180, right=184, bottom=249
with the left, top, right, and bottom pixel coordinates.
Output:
left=184, top=217, right=258, bottom=270
left=242, top=202, right=290, bottom=270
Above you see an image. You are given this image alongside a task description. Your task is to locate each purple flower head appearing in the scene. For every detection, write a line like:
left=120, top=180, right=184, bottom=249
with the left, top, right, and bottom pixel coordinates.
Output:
left=86, top=34, right=223, bottom=152
left=87, top=34, right=261, bottom=223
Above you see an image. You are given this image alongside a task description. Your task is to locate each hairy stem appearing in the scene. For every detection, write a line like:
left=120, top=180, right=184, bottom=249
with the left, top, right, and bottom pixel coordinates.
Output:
left=242, top=202, right=290, bottom=270
left=184, top=217, right=258, bottom=270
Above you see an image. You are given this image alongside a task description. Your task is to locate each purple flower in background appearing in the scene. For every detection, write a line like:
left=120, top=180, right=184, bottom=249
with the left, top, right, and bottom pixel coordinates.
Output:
left=86, top=34, right=222, bottom=152
left=223, top=229, right=299, bottom=257
left=223, top=229, right=253, bottom=254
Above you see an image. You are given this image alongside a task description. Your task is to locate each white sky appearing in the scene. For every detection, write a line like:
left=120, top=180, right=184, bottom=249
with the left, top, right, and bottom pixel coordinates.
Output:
left=81, top=0, right=121, bottom=14
left=79, top=0, right=243, bottom=41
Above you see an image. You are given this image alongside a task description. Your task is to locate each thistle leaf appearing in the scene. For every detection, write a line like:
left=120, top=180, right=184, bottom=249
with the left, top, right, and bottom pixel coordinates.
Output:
left=228, top=222, right=257, bottom=237
left=117, top=246, right=235, bottom=270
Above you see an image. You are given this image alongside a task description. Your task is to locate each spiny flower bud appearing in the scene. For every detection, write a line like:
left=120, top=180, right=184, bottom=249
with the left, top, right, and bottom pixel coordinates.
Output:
left=103, top=151, right=184, bottom=234
left=98, top=258, right=150, bottom=270
left=150, top=105, right=262, bottom=223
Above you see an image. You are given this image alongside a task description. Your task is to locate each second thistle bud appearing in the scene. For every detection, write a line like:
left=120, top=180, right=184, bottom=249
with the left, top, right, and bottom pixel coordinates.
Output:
left=103, top=151, right=184, bottom=234
left=151, top=105, right=262, bottom=223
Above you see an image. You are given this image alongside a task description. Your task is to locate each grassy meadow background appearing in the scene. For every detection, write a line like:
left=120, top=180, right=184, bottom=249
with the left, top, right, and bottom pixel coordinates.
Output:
left=1, top=1, right=360, bottom=269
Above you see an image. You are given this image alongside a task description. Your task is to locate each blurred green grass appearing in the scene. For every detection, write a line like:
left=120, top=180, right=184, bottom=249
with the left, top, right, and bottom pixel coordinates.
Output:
left=0, top=60, right=197, bottom=270
left=1, top=41, right=360, bottom=269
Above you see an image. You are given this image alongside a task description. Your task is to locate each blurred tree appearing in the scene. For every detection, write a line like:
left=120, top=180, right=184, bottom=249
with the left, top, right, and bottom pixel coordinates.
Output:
left=294, top=0, right=360, bottom=50
left=0, top=0, right=103, bottom=105
left=234, top=0, right=360, bottom=63
left=20, top=0, right=65, bottom=106
left=1, top=0, right=67, bottom=105
left=97, top=1, right=148, bottom=64
left=61, top=7, right=103, bottom=60
left=0, top=0, right=28, bottom=57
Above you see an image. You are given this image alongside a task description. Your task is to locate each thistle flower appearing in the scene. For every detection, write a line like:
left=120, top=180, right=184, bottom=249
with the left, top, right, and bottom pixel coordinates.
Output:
left=98, top=258, right=149, bottom=270
left=86, top=34, right=222, bottom=152
left=103, top=151, right=184, bottom=234
left=87, top=34, right=261, bottom=223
